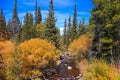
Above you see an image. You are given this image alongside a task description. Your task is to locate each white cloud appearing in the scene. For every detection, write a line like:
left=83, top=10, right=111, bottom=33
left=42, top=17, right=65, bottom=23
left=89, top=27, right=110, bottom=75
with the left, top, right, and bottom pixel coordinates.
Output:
left=59, top=27, right=64, bottom=35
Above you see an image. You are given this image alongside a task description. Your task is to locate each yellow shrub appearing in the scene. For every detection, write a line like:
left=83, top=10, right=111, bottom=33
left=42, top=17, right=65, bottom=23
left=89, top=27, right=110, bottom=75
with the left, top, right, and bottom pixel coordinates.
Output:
left=0, top=41, right=14, bottom=65
left=0, top=41, right=14, bottom=79
left=18, top=38, right=60, bottom=79
left=69, top=33, right=92, bottom=61
left=81, top=59, right=119, bottom=80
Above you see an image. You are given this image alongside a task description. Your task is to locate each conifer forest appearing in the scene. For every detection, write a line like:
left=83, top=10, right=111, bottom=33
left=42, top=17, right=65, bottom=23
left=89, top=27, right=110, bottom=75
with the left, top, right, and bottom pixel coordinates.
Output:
left=0, top=0, right=120, bottom=80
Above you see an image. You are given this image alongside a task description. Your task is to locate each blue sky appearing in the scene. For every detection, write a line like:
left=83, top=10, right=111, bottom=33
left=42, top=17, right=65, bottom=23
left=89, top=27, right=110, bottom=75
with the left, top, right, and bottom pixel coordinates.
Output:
left=0, top=0, right=93, bottom=34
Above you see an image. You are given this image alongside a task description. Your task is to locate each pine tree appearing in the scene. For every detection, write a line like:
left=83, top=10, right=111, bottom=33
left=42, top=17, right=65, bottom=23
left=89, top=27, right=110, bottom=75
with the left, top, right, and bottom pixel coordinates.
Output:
left=56, top=27, right=61, bottom=48
left=0, top=9, right=9, bottom=40
left=90, top=0, right=120, bottom=60
left=77, top=18, right=85, bottom=37
left=44, top=0, right=60, bottom=49
left=29, top=13, right=36, bottom=39
left=71, top=4, right=77, bottom=42
left=37, top=6, right=42, bottom=24
left=36, top=22, right=45, bottom=38
left=63, top=18, right=67, bottom=47
left=12, top=0, right=18, bottom=19
left=35, top=0, right=38, bottom=24
left=20, top=12, right=29, bottom=41
left=77, top=21, right=82, bottom=36
left=67, top=16, right=72, bottom=46
left=21, top=12, right=36, bottom=42
left=90, top=0, right=106, bottom=58
left=104, top=0, right=120, bottom=60
left=7, top=0, right=21, bottom=39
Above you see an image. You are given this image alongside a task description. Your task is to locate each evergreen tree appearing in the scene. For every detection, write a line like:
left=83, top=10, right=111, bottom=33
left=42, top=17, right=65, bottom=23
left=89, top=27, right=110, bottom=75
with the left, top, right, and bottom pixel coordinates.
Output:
left=90, top=0, right=106, bottom=58
left=44, top=0, right=60, bottom=49
left=12, top=0, right=18, bottom=19
left=36, top=22, right=45, bottom=38
left=90, top=0, right=120, bottom=60
left=104, top=0, right=120, bottom=60
left=7, top=0, right=21, bottom=39
left=63, top=18, right=67, bottom=47
left=77, top=18, right=85, bottom=37
left=37, top=6, right=42, bottom=24
left=67, top=16, right=72, bottom=46
left=56, top=27, right=61, bottom=48
left=35, top=0, right=38, bottom=24
left=34, top=0, right=42, bottom=24
left=71, top=4, right=77, bottom=42
left=29, top=13, right=36, bottom=39
left=0, top=9, right=9, bottom=40
left=77, top=21, right=82, bottom=36
left=20, top=12, right=29, bottom=41
left=21, top=12, right=36, bottom=42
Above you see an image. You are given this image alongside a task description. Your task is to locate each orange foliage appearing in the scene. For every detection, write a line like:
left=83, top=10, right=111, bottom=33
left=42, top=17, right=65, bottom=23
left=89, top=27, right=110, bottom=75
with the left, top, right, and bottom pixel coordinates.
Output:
left=0, top=41, right=14, bottom=79
left=69, top=33, right=92, bottom=60
left=18, top=38, right=60, bottom=79
left=0, top=41, right=14, bottom=67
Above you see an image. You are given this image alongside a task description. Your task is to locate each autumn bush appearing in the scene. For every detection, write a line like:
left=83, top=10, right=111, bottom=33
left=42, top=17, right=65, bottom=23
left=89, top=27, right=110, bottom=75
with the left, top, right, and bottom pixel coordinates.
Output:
left=69, top=33, right=92, bottom=62
left=81, top=59, right=120, bottom=80
left=17, top=38, right=60, bottom=79
left=0, top=41, right=14, bottom=79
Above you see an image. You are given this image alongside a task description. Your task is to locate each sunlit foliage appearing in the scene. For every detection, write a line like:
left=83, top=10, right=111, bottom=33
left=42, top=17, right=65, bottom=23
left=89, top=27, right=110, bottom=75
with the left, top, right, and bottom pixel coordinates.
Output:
left=69, top=33, right=92, bottom=61
left=18, top=38, right=60, bottom=79
left=81, top=59, right=119, bottom=80
left=0, top=41, right=14, bottom=79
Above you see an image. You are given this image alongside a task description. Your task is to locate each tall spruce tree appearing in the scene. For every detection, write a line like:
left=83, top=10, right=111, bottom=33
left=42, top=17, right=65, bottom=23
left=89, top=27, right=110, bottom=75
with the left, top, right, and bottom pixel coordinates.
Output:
left=35, top=0, right=42, bottom=24
left=90, top=0, right=120, bottom=60
left=77, top=21, right=82, bottom=37
left=63, top=18, right=67, bottom=46
left=67, top=16, right=72, bottom=46
left=12, top=0, right=18, bottom=19
left=0, top=9, right=9, bottom=40
left=35, top=0, right=38, bottom=24
left=104, top=0, right=120, bottom=60
left=21, top=12, right=36, bottom=42
left=90, top=0, right=106, bottom=58
left=7, top=0, right=21, bottom=39
left=71, top=4, right=77, bottom=42
left=44, top=0, right=60, bottom=49
left=77, top=18, right=85, bottom=37
left=37, top=6, right=42, bottom=24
